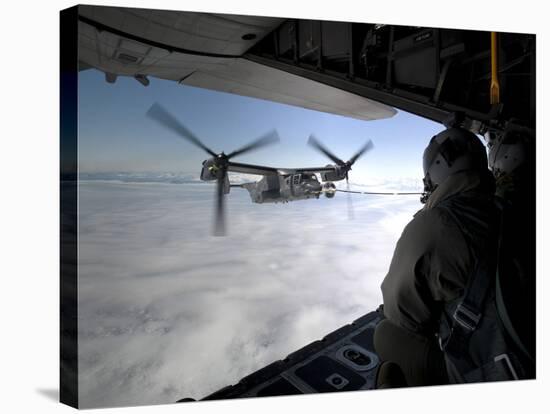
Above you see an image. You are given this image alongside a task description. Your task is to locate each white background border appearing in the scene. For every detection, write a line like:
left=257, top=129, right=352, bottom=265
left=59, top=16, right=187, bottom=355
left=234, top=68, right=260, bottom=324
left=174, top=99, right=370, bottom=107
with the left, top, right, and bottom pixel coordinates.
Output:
left=1, top=0, right=547, bottom=412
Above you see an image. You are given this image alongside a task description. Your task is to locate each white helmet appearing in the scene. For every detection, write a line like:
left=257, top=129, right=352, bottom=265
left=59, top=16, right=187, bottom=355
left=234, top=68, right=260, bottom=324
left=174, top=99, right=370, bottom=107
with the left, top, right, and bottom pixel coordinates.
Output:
left=487, top=125, right=528, bottom=179
left=421, top=127, right=488, bottom=203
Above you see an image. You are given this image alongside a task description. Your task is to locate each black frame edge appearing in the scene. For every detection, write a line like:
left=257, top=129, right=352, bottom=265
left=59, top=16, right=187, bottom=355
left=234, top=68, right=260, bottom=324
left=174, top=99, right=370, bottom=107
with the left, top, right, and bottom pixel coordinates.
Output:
left=60, top=5, right=79, bottom=409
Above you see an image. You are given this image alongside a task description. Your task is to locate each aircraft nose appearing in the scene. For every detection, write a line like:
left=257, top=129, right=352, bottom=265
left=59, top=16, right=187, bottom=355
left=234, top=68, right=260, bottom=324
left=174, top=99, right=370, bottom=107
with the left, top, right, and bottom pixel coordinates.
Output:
left=310, top=181, right=322, bottom=192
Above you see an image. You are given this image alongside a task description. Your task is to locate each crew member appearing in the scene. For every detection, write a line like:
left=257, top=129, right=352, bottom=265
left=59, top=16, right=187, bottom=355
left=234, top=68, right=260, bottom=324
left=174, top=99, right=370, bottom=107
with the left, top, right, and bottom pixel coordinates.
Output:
left=374, top=127, right=496, bottom=387
left=487, top=123, right=535, bottom=362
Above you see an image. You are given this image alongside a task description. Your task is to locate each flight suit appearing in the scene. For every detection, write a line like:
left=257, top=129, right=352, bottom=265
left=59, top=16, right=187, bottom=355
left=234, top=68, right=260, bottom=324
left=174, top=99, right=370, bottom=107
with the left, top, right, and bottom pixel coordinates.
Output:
left=374, top=170, right=495, bottom=386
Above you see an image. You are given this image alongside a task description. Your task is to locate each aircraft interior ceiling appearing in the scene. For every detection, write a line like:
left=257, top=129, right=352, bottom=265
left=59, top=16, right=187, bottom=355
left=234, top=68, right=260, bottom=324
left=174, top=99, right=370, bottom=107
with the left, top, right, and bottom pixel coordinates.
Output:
left=77, top=5, right=535, bottom=135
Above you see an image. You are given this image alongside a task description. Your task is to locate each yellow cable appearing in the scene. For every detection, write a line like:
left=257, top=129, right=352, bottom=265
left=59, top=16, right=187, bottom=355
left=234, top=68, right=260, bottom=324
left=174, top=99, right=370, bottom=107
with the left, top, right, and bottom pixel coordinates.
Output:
left=490, top=32, right=500, bottom=105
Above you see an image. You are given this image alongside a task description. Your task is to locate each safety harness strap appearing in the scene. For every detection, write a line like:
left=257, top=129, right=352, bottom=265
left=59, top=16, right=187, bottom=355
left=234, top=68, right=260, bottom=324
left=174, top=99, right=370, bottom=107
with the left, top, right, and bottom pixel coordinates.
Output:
left=437, top=198, right=499, bottom=359
left=437, top=195, right=532, bottom=382
left=441, top=257, right=492, bottom=361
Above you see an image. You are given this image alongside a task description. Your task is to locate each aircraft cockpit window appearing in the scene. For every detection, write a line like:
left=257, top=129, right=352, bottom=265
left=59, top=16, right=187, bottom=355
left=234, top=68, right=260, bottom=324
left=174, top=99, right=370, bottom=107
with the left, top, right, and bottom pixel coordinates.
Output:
left=300, top=173, right=316, bottom=181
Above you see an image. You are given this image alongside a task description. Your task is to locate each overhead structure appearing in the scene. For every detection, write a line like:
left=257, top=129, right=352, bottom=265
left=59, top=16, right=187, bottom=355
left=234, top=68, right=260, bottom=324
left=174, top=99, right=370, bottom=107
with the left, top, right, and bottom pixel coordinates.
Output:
left=78, top=5, right=396, bottom=122
left=77, top=5, right=535, bottom=134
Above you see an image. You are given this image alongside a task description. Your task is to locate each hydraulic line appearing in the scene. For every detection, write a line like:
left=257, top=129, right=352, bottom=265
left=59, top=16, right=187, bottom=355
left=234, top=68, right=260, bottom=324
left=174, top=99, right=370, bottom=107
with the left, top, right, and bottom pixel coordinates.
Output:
left=336, top=189, right=422, bottom=196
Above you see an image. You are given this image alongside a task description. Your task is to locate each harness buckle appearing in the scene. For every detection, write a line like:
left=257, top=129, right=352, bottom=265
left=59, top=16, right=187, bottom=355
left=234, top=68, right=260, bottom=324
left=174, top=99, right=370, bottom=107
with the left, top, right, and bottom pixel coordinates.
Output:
left=453, top=303, right=481, bottom=331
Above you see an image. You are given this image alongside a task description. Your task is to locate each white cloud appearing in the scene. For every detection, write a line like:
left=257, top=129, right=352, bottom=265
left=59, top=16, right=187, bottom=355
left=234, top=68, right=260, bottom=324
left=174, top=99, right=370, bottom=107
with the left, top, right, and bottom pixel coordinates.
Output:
left=77, top=180, right=421, bottom=408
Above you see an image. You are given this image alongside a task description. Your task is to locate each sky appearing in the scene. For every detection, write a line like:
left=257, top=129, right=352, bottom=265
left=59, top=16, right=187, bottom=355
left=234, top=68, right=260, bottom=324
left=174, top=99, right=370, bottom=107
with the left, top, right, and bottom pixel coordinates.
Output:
left=78, top=69, right=443, bottom=182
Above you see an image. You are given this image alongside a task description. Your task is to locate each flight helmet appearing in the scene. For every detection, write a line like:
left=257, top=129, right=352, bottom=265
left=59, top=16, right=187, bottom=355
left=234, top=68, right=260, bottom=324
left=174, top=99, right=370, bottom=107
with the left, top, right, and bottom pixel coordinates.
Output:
left=487, top=126, right=527, bottom=179
left=421, top=127, right=488, bottom=203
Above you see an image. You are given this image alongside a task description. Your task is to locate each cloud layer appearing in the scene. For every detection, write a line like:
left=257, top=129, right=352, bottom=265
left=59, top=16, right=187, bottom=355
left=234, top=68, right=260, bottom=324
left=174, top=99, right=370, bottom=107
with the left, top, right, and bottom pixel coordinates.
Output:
left=77, top=180, right=421, bottom=408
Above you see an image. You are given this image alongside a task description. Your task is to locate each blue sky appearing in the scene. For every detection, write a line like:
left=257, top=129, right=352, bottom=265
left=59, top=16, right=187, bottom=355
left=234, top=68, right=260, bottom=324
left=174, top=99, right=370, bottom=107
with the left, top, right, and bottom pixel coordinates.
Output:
left=78, top=69, right=443, bottom=182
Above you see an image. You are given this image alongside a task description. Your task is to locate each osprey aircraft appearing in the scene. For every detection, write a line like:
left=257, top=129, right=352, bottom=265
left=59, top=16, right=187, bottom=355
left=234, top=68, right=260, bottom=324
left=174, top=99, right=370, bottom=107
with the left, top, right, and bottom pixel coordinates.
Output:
left=146, top=103, right=375, bottom=235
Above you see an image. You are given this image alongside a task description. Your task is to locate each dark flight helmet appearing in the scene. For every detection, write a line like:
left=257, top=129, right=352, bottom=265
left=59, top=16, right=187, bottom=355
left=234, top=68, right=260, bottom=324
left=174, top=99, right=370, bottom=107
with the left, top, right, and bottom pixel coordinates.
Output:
left=487, top=123, right=530, bottom=179
left=421, top=127, right=488, bottom=203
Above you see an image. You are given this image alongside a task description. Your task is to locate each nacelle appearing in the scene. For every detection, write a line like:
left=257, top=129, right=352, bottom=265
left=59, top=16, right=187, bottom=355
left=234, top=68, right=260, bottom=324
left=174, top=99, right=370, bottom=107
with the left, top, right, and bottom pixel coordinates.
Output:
left=320, top=165, right=347, bottom=182
left=200, top=159, right=220, bottom=181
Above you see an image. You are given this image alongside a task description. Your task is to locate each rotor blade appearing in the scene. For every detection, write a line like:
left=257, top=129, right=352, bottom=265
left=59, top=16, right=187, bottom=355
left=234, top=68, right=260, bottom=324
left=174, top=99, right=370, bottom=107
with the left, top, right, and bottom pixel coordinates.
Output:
left=213, top=169, right=227, bottom=237
left=146, top=103, right=217, bottom=157
left=348, top=140, right=374, bottom=165
left=346, top=174, right=355, bottom=220
left=226, top=130, right=280, bottom=159
left=307, top=135, right=345, bottom=165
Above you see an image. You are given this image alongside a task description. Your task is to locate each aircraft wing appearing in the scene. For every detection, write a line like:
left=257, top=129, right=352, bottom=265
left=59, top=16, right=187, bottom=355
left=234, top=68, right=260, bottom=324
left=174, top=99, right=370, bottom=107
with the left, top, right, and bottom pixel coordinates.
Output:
left=277, top=167, right=336, bottom=175
left=227, top=162, right=337, bottom=177
left=227, top=162, right=278, bottom=176
left=77, top=5, right=396, bottom=122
